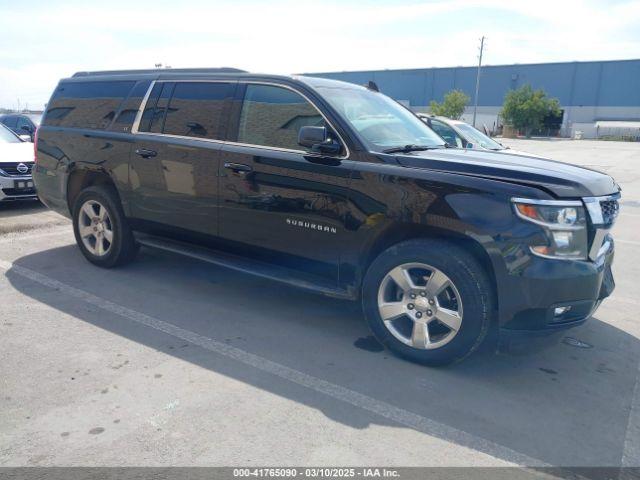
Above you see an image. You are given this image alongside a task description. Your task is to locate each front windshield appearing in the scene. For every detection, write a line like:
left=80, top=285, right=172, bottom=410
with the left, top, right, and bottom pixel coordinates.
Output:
left=316, top=86, right=445, bottom=152
left=455, top=123, right=503, bottom=150
left=0, top=124, right=21, bottom=143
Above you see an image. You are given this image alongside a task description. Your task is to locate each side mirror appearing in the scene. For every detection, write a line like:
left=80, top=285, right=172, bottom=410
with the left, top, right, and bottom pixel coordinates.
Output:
left=465, top=142, right=474, bottom=149
left=298, top=126, right=341, bottom=155
left=19, top=134, right=32, bottom=142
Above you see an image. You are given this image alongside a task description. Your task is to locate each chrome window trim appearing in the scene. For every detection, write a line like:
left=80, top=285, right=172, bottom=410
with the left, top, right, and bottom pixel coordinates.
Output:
left=132, top=130, right=226, bottom=146
left=131, top=79, right=350, bottom=160
left=131, top=80, right=156, bottom=134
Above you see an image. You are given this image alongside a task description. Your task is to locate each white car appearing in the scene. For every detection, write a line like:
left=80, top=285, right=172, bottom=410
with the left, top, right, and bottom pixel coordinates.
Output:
left=418, top=114, right=546, bottom=158
left=0, top=123, right=37, bottom=201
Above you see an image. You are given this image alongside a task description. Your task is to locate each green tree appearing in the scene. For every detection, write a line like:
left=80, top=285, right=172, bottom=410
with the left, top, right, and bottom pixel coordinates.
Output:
left=501, top=84, right=561, bottom=137
left=429, top=89, right=470, bottom=120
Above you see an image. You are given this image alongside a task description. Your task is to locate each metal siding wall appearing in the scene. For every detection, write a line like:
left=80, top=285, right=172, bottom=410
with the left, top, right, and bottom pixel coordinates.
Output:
left=508, top=63, right=575, bottom=104
left=571, top=62, right=601, bottom=106
left=309, top=60, right=640, bottom=108
left=477, top=66, right=517, bottom=105
left=598, top=61, right=640, bottom=106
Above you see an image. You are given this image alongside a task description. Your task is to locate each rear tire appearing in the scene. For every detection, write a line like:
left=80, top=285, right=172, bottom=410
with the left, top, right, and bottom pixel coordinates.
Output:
left=362, top=238, right=494, bottom=366
left=72, top=185, right=138, bottom=268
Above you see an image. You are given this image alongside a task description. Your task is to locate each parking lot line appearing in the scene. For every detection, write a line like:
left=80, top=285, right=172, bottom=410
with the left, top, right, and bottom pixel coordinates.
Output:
left=0, top=258, right=547, bottom=467
left=622, top=360, right=640, bottom=467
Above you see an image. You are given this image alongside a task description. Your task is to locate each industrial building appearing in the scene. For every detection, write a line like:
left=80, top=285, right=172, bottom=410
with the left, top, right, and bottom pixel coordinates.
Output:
left=310, top=59, right=640, bottom=139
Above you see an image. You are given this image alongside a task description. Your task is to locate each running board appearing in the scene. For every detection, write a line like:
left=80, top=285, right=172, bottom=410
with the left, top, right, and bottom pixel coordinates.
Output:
left=135, top=233, right=353, bottom=299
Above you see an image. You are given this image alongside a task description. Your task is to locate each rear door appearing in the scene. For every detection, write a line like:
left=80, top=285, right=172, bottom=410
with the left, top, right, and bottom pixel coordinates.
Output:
left=130, top=80, right=236, bottom=237
left=218, top=82, right=354, bottom=282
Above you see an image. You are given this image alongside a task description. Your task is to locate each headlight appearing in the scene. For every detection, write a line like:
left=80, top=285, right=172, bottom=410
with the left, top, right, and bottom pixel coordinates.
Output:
left=512, top=198, right=588, bottom=260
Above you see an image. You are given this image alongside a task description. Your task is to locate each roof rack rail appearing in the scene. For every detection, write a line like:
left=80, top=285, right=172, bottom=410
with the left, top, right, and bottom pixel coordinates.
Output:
left=72, top=67, right=247, bottom=77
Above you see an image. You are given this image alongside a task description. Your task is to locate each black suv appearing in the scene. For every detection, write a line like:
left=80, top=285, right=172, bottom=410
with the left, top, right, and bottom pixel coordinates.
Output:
left=33, top=68, right=619, bottom=365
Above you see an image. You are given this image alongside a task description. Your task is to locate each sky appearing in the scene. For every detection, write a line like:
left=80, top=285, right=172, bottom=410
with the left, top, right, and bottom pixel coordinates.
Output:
left=1, top=0, right=639, bottom=109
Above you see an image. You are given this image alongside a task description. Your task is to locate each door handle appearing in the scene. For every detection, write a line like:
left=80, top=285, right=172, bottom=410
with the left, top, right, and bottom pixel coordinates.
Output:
left=224, top=162, right=252, bottom=173
left=135, top=148, right=157, bottom=158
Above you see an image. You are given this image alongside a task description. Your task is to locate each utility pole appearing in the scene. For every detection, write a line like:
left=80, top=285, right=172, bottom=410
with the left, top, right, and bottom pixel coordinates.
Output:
left=472, top=36, right=485, bottom=128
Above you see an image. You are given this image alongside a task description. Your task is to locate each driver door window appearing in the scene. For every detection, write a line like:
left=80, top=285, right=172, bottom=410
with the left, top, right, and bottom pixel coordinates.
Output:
left=237, top=84, right=325, bottom=151
left=430, top=120, right=463, bottom=147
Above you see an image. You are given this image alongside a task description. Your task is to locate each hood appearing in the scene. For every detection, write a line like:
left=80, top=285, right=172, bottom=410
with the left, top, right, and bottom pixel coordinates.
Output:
left=497, top=148, right=549, bottom=159
left=475, top=146, right=550, bottom=160
left=394, top=148, right=619, bottom=198
left=0, top=142, right=33, bottom=165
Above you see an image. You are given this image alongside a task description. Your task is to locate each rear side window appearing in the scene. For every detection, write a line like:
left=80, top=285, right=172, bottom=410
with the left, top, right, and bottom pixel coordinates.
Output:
left=138, top=83, right=163, bottom=132
left=16, top=116, right=33, bottom=131
left=1, top=116, right=18, bottom=129
left=238, top=84, right=324, bottom=151
left=43, top=81, right=135, bottom=129
left=163, top=82, right=234, bottom=140
left=429, top=120, right=463, bottom=147
left=149, top=83, right=173, bottom=134
left=109, top=80, right=152, bottom=132
left=138, top=83, right=173, bottom=134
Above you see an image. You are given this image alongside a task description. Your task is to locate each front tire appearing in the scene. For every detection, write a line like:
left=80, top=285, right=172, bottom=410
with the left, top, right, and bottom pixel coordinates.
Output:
left=72, top=185, right=138, bottom=268
left=362, top=239, right=494, bottom=366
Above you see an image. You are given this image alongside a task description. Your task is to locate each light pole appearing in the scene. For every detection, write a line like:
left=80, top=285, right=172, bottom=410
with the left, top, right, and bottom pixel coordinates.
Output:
left=472, top=36, right=485, bottom=128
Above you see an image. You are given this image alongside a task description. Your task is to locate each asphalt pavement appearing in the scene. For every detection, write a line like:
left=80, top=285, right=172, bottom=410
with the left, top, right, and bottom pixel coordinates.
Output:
left=0, top=139, right=638, bottom=468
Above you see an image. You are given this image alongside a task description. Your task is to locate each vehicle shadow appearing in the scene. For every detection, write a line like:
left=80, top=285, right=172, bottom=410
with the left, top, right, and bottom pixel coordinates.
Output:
left=0, top=200, right=68, bottom=235
left=0, top=199, right=43, bottom=218
left=5, top=244, right=638, bottom=468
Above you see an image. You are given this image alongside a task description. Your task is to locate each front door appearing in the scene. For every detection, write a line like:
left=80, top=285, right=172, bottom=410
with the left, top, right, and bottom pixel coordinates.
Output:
left=130, top=80, right=235, bottom=237
left=218, top=83, right=353, bottom=282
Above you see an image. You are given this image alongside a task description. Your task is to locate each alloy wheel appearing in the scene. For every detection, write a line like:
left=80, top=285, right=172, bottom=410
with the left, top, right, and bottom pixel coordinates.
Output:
left=377, top=262, right=463, bottom=350
left=77, top=200, right=114, bottom=257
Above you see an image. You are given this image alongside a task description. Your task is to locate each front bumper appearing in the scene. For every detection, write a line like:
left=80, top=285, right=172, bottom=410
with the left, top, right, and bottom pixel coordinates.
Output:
left=499, top=238, right=615, bottom=337
left=0, top=174, right=37, bottom=201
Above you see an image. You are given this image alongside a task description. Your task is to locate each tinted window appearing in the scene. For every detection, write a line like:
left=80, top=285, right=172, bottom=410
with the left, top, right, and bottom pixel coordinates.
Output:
left=16, top=116, right=33, bottom=132
left=430, top=120, right=462, bottom=147
left=455, top=123, right=503, bottom=150
left=138, top=83, right=163, bottom=132
left=238, top=84, right=324, bottom=150
left=163, top=82, right=234, bottom=140
left=110, top=80, right=152, bottom=132
left=1, top=116, right=18, bottom=129
left=43, top=81, right=135, bottom=129
left=149, top=83, right=173, bottom=134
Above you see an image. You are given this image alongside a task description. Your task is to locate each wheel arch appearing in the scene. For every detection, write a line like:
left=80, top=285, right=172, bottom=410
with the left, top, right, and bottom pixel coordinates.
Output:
left=359, top=223, right=499, bottom=313
left=66, top=167, right=123, bottom=215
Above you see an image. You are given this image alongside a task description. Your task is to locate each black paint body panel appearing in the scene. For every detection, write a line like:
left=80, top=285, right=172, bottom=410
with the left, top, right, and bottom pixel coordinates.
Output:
left=33, top=71, right=620, bottom=334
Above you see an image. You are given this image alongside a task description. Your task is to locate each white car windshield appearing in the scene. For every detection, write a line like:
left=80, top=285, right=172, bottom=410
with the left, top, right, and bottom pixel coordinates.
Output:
left=316, top=86, right=445, bottom=152
left=0, top=124, right=21, bottom=143
left=455, top=123, right=504, bottom=150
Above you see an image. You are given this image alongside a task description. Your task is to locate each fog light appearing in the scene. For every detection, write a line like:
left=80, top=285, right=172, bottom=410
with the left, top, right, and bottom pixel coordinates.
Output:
left=554, top=306, right=571, bottom=316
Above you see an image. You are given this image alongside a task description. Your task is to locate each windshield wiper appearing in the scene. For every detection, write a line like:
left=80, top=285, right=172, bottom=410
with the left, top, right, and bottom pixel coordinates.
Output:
left=382, top=144, right=444, bottom=154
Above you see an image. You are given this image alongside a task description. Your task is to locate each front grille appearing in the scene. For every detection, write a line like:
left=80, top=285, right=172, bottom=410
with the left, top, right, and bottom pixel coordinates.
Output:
left=2, top=187, right=37, bottom=197
left=0, top=162, right=33, bottom=176
left=584, top=194, right=619, bottom=261
left=600, top=199, right=619, bottom=225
